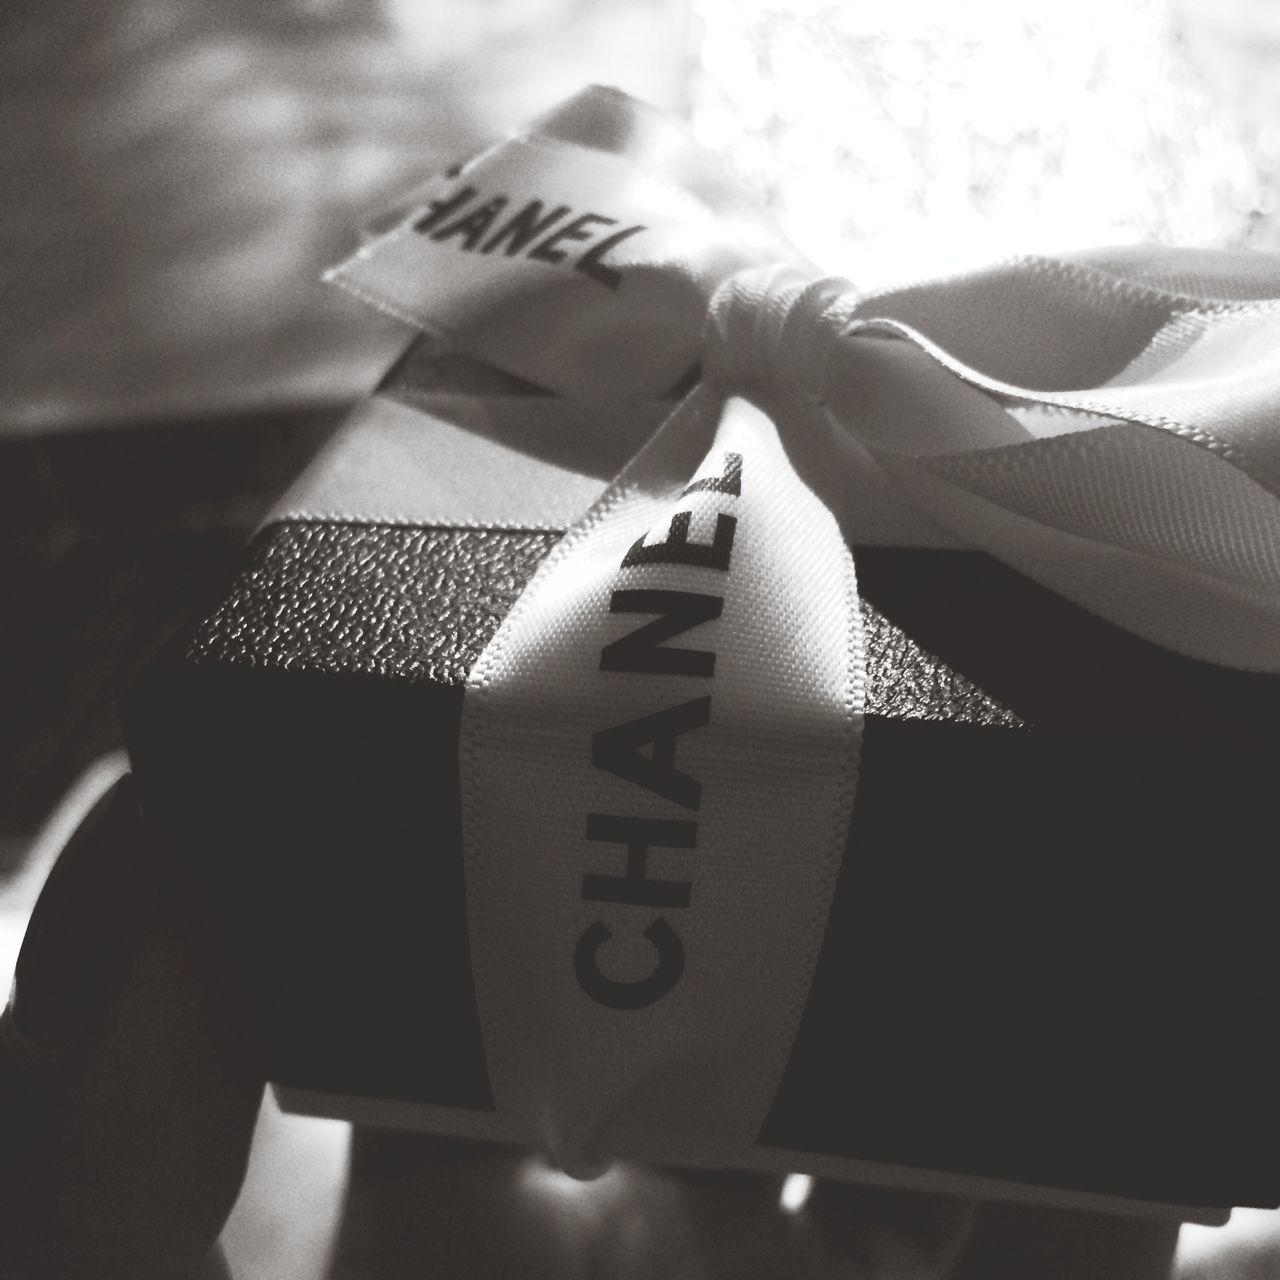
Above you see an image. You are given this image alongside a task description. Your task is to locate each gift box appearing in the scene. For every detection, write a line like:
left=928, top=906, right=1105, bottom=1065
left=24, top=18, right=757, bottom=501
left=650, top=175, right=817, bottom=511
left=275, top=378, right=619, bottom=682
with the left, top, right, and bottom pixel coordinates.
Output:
left=123, top=333, right=1279, bottom=1224
left=123, top=86, right=1280, bottom=1224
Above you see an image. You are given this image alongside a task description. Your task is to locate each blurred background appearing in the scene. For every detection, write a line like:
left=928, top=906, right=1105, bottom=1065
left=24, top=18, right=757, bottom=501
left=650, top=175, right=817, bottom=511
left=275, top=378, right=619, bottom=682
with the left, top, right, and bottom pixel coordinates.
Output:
left=3, top=0, right=1278, bottom=434
left=2, top=1, right=1279, bottom=1275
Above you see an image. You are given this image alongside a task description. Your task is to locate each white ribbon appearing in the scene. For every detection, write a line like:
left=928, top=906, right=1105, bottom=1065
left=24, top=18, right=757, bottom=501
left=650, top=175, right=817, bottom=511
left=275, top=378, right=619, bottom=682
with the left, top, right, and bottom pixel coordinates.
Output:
left=460, top=384, right=863, bottom=1175
left=327, top=85, right=1280, bottom=1180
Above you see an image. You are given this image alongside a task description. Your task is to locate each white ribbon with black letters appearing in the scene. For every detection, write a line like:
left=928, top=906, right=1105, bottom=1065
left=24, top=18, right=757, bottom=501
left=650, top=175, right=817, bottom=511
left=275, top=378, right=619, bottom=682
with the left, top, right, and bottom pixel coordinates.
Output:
left=328, top=85, right=1280, bottom=1178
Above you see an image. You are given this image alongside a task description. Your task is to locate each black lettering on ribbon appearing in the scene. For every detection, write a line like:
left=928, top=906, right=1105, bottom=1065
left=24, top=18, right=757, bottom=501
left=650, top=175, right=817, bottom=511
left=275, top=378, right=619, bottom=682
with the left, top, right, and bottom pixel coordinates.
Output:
left=574, top=919, right=685, bottom=1010
left=412, top=186, right=478, bottom=235
left=600, top=590, right=723, bottom=677
left=481, top=200, right=571, bottom=256
left=411, top=187, right=645, bottom=290
left=591, top=698, right=710, bottom=810
left=575, top=453, right=745, bottom=1010
left=432, top=196, right=510, bottom=250
left=622, top=509, right=737, bottom=572
left=681, top=452, right=743, bottom=499
left=530, top=212, right=618, bottom=265
left=581, top=813, right=696, bottom=908
left=574, top=224, right=647, bottom=290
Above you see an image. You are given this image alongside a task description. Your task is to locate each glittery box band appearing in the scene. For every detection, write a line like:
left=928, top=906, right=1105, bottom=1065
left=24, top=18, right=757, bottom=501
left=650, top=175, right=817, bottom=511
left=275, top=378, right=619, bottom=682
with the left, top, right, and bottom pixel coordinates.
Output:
left=124, top=357, right=1280, bottom=1219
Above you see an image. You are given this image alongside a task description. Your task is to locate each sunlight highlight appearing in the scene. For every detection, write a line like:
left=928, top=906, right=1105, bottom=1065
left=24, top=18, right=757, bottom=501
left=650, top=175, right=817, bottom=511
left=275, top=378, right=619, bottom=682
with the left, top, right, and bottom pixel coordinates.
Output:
left=692, top=0, right=1275, bottom=288
left=779, top=1172, right=815, bottom=1214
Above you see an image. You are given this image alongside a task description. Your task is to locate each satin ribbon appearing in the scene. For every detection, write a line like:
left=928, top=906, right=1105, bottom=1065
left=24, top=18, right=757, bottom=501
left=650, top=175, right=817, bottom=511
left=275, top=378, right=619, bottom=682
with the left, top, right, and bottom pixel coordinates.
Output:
left=328, top=85, right=1280, bottom=1180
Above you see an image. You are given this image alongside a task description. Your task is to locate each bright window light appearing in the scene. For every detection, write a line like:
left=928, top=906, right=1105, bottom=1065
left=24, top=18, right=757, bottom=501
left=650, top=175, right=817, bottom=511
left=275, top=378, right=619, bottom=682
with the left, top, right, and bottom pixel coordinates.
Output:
left=692, top=0, right=1278, bottom=288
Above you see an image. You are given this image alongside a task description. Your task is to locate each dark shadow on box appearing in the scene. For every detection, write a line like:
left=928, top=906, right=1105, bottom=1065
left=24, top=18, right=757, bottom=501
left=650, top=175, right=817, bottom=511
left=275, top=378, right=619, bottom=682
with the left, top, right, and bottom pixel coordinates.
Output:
left=124, top=470, right=1280, bottom=1216
left=0, top=404, right=348, bottom=847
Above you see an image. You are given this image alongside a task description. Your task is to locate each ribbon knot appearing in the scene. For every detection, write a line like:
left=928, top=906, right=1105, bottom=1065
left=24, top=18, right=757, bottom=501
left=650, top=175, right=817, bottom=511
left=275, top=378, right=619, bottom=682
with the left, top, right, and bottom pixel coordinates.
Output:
left=704, top=265, right=858, bottom=404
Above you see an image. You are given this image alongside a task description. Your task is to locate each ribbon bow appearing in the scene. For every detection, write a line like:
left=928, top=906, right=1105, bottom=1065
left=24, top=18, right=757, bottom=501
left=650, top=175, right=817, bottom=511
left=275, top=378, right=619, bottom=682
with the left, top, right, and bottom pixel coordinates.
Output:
left=327, top=86, right=1280, bottom=1182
